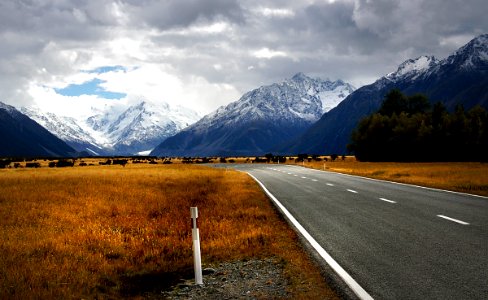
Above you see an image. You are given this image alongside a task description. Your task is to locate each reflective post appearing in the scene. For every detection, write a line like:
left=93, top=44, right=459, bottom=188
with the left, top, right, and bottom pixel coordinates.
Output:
left=190, top=207, right=203, bottom=285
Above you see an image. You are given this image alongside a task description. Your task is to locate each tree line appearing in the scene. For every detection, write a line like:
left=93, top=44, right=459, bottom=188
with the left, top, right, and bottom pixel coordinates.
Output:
left=347, top=89, right=488, bottom=161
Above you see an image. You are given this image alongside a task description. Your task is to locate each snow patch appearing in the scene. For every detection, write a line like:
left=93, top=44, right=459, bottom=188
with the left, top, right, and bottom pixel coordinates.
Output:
left=137, top=150, right=153, bottom=156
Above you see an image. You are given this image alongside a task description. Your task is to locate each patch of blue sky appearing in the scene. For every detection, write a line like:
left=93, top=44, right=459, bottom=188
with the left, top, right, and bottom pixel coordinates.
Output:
left=85, top=65, right=127, bottom=74
left=55, top=78, right=127, bottom=99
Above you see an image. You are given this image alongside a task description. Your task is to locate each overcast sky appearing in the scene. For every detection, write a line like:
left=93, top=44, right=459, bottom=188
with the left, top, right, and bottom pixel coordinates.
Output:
left=1, top=0, right=486, bottom=116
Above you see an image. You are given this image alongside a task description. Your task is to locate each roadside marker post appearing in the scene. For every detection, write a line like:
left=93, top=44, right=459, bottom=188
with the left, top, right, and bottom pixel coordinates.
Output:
left=190, top=207, right=203, bottom=285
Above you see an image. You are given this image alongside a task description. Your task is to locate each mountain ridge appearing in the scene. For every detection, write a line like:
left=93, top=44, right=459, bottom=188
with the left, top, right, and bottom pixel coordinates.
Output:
left=151, top=73, right=355, bottom=157
left=0, top=102, right=77, bottom=157
left=285, top=34, right=488, bottom=155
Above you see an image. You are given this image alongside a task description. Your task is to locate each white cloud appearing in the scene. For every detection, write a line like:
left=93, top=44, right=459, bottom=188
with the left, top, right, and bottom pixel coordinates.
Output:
left=28, top=63, right=241, bottom=117
left=258, top=7, right=295, bottom=18
left=253, top=48, right=288, bottom=59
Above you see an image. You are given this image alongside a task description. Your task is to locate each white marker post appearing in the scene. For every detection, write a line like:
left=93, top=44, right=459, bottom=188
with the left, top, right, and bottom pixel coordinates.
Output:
left=190, top=207, right=203, bottom=285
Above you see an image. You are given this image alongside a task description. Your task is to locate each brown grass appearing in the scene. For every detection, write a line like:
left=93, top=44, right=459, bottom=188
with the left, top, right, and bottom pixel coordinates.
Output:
left=0, top=164, right=338, bottom=299
left=288, top=157, right=488, bottom=197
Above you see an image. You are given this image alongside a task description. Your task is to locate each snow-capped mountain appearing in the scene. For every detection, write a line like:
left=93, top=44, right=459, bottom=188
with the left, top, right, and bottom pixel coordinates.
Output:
left=442, top=33, right=488, bottom=69
left=151, top=73, right=355, bottom=157
left=286, top=72, right=355, bottom=113
left=0, top=102, right=76, bottom=157
left=21, top=101, right=201, bottom=155
left=21, top=107, right=106, bottom=156
left=287, top=33, right=488, bottom=155
left=383, top=56, right=439, bottom=82
left=195, top=73, right=354, bottom=127
left=96, top=101, right=200, bottom=154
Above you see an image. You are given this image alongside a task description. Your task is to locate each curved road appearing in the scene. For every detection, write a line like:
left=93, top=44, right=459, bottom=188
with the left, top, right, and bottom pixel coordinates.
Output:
left=216, top=164, right=488, bottom=299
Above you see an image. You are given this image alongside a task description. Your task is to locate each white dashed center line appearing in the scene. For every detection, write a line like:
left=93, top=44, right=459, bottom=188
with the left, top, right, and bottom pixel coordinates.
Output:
left=437, top=215, right=470, bottom=225
left=312, top=179, right=318, bottom=182
left=301, top=176, right=307, bottom=179
left=379, top=198, right=396, bottom=204
left=326, top=183, right=334, bottom=186
left=347, top=189, right=358, bottom=194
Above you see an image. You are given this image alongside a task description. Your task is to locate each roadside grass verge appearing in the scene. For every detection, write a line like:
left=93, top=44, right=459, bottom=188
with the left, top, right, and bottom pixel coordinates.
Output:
left=289, top=158, right=488, bottom=197
left=0, top=164, right=338, bottom=299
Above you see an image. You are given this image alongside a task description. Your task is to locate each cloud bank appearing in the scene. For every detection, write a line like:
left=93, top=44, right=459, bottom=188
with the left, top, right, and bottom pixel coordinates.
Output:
left=0, top=0, right=486, bottom=115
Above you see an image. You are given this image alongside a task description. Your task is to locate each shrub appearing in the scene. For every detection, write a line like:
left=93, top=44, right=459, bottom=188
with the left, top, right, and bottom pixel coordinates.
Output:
left=25, top=162, right=41, bottom=168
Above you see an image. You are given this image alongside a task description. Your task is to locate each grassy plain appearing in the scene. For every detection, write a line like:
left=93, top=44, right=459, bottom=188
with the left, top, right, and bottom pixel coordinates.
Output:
left=0, top=164, right=338, bottom=299
left=289, top=157, right=488, bottom=197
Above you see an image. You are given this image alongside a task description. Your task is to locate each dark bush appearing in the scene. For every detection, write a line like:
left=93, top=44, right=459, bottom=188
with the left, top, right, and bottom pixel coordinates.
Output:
left=113, top=159, right=128, bottom=167
left=0, top=160, right=11, bottom=168
left=26, top=162, right=41, bottom=168
left=56, top=160, right=75, bottom=167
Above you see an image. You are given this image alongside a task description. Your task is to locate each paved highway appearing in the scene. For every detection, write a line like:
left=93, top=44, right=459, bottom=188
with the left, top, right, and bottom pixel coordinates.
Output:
left=216, top=164, right=488, bottom=299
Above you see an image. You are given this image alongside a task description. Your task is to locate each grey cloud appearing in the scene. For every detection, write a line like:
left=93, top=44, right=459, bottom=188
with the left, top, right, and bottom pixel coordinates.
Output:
left=0, top=0, right=486, bottom=110
left=142, top=0, right=487, bottom=96
left=125, top=0, right=244, bottom=30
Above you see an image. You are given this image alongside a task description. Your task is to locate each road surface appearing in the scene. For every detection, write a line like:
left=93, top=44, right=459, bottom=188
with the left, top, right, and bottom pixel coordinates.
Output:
left=215, top=164, right=488, bottom=299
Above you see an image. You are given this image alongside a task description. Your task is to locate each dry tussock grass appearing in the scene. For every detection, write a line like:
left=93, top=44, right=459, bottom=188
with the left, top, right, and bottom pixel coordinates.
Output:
left=0, top=164, right=337, bottom=299
left=289, top=157, right=488, bottom=197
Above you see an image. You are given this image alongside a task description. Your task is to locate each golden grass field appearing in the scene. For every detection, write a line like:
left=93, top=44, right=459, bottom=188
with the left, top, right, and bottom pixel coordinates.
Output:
left=0, top=163, right=338, bottom=299
left=288, top=157, right=488, bottom=197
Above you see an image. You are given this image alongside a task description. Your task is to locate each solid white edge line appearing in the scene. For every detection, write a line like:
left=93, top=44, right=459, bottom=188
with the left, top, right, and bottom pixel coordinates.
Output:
left=437, top=215, right=470, bottom=225
left=247, top=172, right=374, bottom=300
left=379, top=198, right=396, bottom=204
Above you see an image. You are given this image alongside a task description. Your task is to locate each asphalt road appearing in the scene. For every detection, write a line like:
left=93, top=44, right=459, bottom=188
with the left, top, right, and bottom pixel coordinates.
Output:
left=215, top=164, right=488, bottom=300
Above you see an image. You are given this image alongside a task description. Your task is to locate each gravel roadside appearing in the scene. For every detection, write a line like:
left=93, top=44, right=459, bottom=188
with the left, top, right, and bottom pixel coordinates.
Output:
left=161, top=258, right=290, bottom=299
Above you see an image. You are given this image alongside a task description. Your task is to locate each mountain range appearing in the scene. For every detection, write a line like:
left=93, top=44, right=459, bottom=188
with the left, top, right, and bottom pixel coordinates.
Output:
left=21, top=101, right=201, bottom=156
left=2, top=34, right=487, bottom=158
left=0, top=102, right=76, bottom=157
left=150, top=73, right=355, bottom=157
left=286, top=34, right=488, bottom=155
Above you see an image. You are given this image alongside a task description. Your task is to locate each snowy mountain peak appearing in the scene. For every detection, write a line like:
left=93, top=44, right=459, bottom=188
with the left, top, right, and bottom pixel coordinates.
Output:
left=387, top=55, right=439, bottom=81
left=454, top=34, right=488, bottom=58
left=448, top=34, right=488, bottom=68
left=291, top=72, right=314, bottom=82
left=186, top=73, right=354, bottom=132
